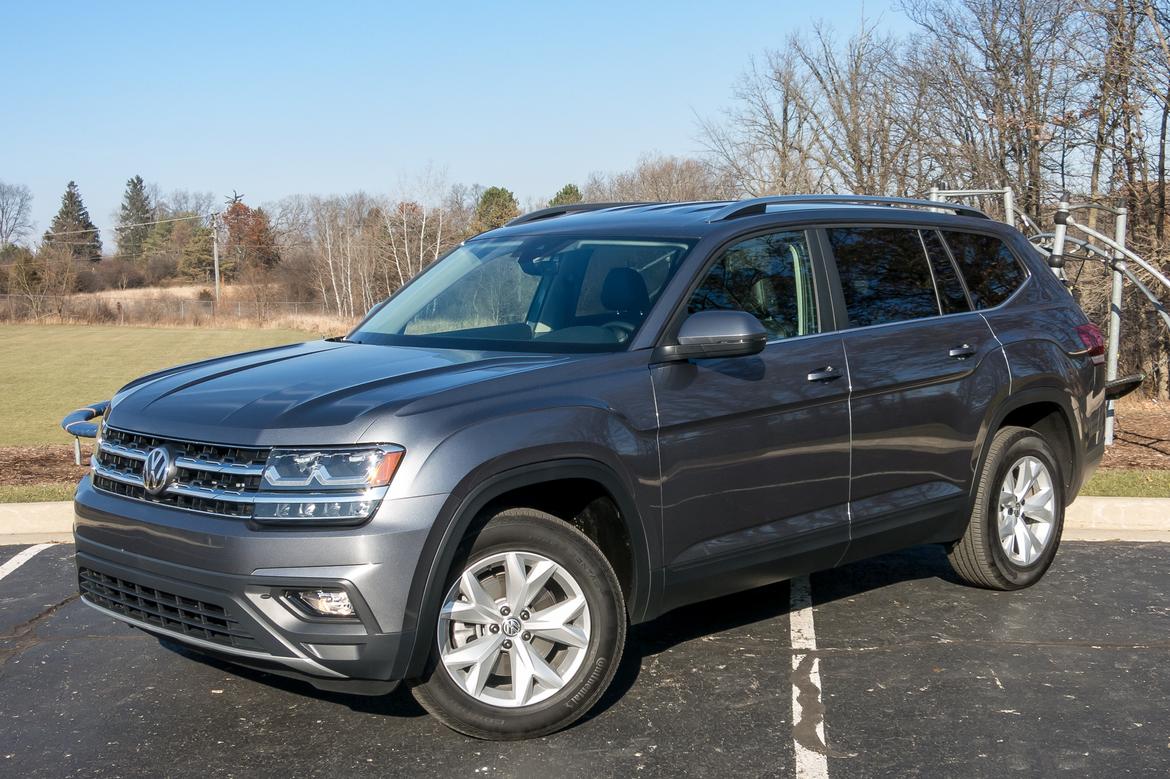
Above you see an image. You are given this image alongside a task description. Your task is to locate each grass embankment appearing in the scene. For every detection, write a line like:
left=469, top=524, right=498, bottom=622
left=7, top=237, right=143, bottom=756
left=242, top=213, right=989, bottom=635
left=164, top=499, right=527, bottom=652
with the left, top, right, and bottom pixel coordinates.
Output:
left=0, top=484, right=75, bottom=502
left=1080, top=469, right=1170, bottom=498
left=0, top=324, right=312, bottom=503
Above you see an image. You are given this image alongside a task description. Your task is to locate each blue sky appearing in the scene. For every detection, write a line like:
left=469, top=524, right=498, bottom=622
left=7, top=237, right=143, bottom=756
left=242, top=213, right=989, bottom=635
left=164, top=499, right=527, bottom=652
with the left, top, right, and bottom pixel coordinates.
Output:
left=3, top=1, right=907, bottom=241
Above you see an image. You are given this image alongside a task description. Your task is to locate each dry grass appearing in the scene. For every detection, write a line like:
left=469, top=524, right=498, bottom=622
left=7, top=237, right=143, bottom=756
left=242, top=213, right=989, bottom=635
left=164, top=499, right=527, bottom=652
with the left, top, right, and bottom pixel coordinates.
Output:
left=5, top=284, right=359, bottom=335
left=68, top=284, right=212, bottom=302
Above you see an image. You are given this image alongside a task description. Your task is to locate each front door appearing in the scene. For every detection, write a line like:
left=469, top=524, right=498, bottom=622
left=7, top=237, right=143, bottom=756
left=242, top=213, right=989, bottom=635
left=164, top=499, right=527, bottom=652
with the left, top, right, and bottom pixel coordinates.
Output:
left=653, top=229, right=851, bottom=610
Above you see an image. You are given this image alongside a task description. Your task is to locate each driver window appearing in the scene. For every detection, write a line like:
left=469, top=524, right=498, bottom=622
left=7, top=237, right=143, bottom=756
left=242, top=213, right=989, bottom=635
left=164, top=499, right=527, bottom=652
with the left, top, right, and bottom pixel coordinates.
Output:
left=687, top=230, right=819, bottom=340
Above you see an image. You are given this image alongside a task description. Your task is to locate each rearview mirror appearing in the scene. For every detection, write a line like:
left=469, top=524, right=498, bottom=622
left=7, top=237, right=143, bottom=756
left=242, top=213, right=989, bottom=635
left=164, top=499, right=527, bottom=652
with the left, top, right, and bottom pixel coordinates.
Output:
left=653, top=310, right=768, bottom=362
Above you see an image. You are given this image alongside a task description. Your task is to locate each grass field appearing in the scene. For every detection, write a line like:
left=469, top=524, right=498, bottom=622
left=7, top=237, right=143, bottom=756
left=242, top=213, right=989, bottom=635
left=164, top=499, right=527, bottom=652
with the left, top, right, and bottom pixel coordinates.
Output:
left=0, top=324, right=313, bottom=447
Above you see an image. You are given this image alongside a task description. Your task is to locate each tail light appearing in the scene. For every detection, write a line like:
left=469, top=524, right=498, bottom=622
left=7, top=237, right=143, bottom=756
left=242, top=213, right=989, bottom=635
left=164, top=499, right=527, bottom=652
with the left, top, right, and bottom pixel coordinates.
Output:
left=1075, top=323, right=1106, bottom=365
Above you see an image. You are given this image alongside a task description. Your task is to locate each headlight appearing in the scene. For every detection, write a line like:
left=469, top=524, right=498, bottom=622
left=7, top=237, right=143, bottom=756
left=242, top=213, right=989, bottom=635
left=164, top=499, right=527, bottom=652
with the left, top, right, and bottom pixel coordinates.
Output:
left=261, top=446, right=404, bottom=490
left=253, top=445, right=404, bottom=526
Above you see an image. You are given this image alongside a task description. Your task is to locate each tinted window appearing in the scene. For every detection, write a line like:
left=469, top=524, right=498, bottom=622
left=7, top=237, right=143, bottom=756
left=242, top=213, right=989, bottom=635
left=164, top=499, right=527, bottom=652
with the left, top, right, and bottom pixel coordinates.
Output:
left=688, top=230, right=819, bottom=339
left=921, top=230, right=971, bottom=315
left=941, top=231, right=1027, bottom=309
left=827, top=227, right=940, bottom=328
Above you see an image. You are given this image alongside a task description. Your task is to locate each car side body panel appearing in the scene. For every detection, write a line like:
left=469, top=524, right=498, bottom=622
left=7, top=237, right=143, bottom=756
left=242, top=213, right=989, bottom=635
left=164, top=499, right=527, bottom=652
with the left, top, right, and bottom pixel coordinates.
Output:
left=837, top=312, right=1005, bottom=563
left=652, top=333, right=852, bottom=612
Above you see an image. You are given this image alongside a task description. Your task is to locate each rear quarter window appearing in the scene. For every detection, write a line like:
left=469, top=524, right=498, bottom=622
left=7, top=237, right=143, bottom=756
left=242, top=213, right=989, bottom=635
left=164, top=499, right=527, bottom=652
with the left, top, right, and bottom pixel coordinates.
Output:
left=941, top=231, right=1027, bottom=309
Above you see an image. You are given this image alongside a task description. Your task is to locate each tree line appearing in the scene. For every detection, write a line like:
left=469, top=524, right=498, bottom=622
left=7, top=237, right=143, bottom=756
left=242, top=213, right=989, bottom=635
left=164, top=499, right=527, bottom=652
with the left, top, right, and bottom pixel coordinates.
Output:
left=2, top=0, right=1170, bottom=389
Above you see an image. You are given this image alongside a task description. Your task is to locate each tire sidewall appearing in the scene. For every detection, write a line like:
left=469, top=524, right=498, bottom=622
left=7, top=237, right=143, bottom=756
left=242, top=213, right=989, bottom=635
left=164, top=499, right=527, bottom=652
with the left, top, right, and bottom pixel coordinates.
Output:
left=983, top=431, right=1065, bottom=587
left=416, top=511, right=625, bottom=738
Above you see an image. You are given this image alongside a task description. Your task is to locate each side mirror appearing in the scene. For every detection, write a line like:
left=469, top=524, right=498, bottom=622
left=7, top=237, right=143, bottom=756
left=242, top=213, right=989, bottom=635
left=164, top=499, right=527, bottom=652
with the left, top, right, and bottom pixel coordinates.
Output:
left=653, top=310, right=768, bottom=362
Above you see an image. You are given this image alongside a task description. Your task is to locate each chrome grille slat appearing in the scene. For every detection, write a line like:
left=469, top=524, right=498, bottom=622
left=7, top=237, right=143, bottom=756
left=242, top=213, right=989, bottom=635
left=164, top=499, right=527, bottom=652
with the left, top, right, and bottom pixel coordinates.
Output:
left=173, top=455, right=265, bottom=477
left=98, top=440, right=147, bottom=461
left=99, top=438, right=266, bottom=476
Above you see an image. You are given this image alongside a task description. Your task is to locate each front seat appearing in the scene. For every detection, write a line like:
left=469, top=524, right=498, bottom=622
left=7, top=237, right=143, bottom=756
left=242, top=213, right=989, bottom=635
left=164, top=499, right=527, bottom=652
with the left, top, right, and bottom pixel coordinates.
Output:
left=600, top=267, right=650, bottom=323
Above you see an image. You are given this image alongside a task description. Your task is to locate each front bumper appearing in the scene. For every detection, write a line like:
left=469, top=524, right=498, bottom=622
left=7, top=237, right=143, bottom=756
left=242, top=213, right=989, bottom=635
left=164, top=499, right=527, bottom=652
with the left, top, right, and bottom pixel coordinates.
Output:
left=74, top=476, right=446, bottom=694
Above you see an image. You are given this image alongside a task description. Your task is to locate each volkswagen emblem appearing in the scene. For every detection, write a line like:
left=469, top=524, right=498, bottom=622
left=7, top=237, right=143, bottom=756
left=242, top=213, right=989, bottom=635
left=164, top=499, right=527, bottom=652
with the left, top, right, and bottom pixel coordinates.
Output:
left=141, top=446, right=175, bottom=496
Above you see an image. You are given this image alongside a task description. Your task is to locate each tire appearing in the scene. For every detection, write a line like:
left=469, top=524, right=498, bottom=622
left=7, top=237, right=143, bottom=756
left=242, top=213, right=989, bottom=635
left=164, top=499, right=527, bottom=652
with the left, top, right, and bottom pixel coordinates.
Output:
left=411, top=508, right=626, bottom=740
left=948, top=425, right=1065, bottom=590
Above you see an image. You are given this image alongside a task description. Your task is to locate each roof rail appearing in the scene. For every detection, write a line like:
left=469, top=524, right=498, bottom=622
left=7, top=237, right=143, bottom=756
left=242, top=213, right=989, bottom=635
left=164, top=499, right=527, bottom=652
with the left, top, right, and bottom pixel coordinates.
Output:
left=506, top=202, right=649, bottom=227
left=705, top=195, right=991, bottom=222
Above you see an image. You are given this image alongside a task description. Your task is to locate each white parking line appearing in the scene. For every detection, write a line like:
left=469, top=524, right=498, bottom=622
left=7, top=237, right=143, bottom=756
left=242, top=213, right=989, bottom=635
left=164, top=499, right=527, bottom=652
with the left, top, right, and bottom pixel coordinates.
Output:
left=790, top=574, right=829, bottom=779
left=0, top=543, right=54, bottom=582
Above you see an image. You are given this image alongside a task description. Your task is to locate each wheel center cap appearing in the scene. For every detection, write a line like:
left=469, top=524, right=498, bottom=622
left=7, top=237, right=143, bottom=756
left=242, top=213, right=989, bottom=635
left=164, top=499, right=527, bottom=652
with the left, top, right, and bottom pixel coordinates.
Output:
left=501, top=616, right=522, bottom=637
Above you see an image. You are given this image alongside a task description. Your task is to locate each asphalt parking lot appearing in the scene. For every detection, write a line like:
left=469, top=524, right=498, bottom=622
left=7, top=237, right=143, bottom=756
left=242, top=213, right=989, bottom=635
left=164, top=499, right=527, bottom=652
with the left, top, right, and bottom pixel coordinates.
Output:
left=1, top=541, right=1167, bottom=777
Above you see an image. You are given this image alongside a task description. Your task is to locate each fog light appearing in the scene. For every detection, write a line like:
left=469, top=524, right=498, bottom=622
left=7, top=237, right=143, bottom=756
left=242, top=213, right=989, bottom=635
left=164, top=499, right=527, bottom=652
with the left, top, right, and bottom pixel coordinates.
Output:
left=291, top=589, right=355, bottom=617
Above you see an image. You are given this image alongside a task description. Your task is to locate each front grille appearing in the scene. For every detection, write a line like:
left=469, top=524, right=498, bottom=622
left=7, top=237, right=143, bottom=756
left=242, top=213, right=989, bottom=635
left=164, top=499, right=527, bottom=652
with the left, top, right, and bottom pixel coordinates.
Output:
left=92, top=426, right=270, bottom=518
left=79, top=567, right=260, bottom=651
left=92, top=474, right=254, bottom=518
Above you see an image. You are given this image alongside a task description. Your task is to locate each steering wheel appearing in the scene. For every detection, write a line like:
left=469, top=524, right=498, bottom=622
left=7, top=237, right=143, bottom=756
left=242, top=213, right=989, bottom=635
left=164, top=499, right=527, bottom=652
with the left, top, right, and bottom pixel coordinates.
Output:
left=602, top=321, right=636, bottom=342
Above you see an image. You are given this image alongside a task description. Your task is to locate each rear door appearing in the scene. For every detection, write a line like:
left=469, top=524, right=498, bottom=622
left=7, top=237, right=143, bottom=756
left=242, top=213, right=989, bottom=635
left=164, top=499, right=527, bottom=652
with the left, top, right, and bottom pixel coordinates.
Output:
left=822, top=225, right=1004, bottom=560
left=653, top=228, right=851, bottom=609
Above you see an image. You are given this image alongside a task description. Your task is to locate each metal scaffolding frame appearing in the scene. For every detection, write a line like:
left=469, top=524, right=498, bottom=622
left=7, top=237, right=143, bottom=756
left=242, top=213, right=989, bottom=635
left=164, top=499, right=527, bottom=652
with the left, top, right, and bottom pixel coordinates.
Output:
left=928, top=186, right=1169, bottom=445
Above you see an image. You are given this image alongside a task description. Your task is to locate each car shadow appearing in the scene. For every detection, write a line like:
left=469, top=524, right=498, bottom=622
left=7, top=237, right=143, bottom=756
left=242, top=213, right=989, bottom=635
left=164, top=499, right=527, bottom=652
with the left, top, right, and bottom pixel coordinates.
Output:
left=584, top=543, right=963, bottom=724
left=160, top=544, right=963, bottom=726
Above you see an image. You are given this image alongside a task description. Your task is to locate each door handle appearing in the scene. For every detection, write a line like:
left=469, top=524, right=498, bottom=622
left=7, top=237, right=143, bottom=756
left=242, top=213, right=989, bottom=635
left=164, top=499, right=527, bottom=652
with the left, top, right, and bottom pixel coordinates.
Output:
left=806, top=366, right=843, bottom=382
left=948, top=344, right=978, bottom=360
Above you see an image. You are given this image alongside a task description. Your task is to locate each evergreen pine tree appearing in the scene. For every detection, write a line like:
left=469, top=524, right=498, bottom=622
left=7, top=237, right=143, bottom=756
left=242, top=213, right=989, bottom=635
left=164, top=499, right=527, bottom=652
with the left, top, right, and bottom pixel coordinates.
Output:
left=117, top=175, right=153, bottom=260
left=44, top=181, right=102, bottom=262
left=178, top=223, right=215, bottom=281
left=549, top=184, right=583, bottom=207
left=473, top=186, right=520, bottom=232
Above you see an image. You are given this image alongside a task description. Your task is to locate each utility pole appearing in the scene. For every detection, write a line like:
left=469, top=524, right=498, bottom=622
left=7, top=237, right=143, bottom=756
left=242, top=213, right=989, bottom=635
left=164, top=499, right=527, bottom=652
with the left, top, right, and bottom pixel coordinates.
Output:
left=211, top=212, right=221, bottom=305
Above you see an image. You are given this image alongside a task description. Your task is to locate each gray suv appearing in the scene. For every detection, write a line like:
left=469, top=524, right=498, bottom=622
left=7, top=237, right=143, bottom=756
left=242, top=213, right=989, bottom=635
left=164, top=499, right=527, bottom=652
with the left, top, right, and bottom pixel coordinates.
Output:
left=71, top=196, right=1106, bottom=739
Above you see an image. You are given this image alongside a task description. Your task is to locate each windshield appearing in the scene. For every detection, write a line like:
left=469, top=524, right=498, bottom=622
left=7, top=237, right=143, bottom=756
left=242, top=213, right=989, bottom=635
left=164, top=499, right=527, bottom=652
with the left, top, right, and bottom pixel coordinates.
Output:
left=350, top=235, right=695, bottom=352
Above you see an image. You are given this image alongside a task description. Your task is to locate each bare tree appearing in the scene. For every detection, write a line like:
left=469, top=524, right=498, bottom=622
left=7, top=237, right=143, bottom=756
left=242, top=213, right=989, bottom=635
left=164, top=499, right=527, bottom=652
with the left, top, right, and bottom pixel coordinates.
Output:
left=701, top=23, right=939, bottom=197
left=699, top=53, right=825, bottom=196
left=0, top=181, right=33, bottom=247
left=583, top=154, right=733, bottom=202
left=902, top=0, right=1088, bottom=213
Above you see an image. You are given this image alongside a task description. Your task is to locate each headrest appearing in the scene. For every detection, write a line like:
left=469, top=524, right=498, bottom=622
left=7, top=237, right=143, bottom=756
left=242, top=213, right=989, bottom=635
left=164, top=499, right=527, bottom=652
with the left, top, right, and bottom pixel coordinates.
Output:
left=600, top=267, right=650, bottom=313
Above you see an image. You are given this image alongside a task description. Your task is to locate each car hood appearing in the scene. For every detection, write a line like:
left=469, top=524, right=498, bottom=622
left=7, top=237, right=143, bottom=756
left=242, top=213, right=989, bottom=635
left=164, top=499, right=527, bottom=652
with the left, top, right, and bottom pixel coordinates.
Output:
left=106, top=339, right=575, bottom=446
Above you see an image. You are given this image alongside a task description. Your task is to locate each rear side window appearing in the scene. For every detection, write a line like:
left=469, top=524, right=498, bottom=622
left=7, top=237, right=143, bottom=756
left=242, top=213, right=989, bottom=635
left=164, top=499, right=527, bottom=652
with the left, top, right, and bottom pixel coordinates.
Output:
left=941, top=231, right=1027, bottom=309
left=920, top=230, right=971, bottom=315
left=827, top=227, right=940, bottom=328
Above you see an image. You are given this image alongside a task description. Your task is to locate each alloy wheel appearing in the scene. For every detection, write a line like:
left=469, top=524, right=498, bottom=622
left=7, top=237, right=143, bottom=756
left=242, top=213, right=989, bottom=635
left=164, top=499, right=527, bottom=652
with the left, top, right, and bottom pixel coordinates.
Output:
left=437, top=551, right=592, bottom=708
left=997, top=455, right=1056, bottom=566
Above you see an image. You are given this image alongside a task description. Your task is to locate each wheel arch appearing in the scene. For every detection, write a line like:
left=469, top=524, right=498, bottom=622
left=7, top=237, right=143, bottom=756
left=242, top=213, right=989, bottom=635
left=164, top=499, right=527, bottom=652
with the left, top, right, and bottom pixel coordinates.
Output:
left=975, top=387, right=1082, bottom=507
left=400, top=456, right=654, bottom=679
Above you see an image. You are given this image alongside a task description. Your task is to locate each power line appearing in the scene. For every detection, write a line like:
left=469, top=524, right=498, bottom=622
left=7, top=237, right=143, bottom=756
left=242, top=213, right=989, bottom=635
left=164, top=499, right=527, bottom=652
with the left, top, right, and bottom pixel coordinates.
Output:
left=42, top=212, right=213, bottom=238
